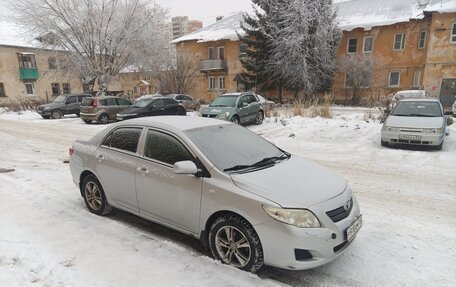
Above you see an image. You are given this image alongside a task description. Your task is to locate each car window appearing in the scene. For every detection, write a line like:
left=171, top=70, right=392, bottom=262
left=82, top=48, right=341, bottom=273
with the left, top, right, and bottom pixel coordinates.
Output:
left=99, top=99, right=107, bottom=106
left=106, top=98, right=117, bottom=106
left=117, top=98, right=131, bottom=106
left=248, top=95, right=257, bottom=103
left=391, top=101, right=443, bottom=117
left=109, top=128, right=142, bottom=153
left=153, top=99, right=165, bottom=108
left=66, top=96, right=77, bottom=104
left=101, top=133, right=112, bottom=147
left=143, top=130, right=193, bottom=165
left=164, top=98, right=176, bottom=106
left=175, top=95, right=183, bottom=101
left=184, top=96, right=192, bottom=101
left=78, top=95, right=89, bottom=102
left=238, top=96, right=249, bottom=107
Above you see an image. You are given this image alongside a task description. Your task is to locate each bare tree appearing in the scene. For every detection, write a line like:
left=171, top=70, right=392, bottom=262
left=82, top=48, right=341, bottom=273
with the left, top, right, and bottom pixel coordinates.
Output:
left=338, top=53, right=381, bottom=105
left=159, top=53, right=198, bottom=95
left=12, top=0, right=168, bottom=94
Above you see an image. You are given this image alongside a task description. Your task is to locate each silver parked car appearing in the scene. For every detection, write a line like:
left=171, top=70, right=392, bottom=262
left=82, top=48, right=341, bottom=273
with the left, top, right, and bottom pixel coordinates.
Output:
left=381, top=99, right=446, bottom=150
left=69, top=116, right=361, bottom=272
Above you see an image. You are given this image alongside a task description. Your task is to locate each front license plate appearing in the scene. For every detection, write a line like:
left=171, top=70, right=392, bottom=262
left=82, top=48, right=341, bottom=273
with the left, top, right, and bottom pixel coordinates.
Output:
left=399, top=134, right=421, bottom=140
left=346, top=215, right=362, bottom=242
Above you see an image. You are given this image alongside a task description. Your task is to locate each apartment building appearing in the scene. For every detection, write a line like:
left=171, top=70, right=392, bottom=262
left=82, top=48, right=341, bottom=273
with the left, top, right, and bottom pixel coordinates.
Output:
left=170, top=16, right=203, bottom=40
left=172, top=1, right=456, bottom=104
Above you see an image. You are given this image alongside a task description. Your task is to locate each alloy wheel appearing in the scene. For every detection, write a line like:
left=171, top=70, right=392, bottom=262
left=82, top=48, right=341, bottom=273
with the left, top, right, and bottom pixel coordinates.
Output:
left=214, top=226, right=251, bottom=268
left=84, top=181, right=102, bottom=210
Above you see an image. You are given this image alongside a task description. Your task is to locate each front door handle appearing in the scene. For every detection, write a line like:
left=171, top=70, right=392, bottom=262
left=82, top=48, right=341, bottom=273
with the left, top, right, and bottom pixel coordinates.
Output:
left=96, top=154, right=104, bottom=161
left=136, top=167, right=150, bottom=175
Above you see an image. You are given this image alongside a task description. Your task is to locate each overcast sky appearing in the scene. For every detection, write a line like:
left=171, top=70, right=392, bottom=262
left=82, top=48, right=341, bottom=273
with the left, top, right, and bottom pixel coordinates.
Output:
left=154, top=0, right=254, bottom=25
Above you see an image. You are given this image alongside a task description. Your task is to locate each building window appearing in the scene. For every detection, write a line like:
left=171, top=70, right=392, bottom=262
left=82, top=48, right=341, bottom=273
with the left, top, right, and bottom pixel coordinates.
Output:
left=25, top=82, right=34, bottom=95
left=208, top=76, right=215, bottom=90
left=363, top=36, right=374, bottom=53
left=451, top=23, right=456, bottom=44
left=62, top=83, right=71, bottom=94
left=388, top=71, right=400, bottom=87
left=51, top=83, right=60, bottom=96
left=413, top=70, right=421, bottom=87
left=393, top=33, right=406, bottom=50
left=60, top=58, right=68, bottom=70
left=418, top=30, right=427, bottom=49
left=48, top=57, right=57, bottom=69
left=0, top=83, right=5, bottom=97
left=239, top=44, right=247, bottom=57
left=218, top=76, right=225, bottom=90
left=208, top=47, right=215, bottom=59
left=18, top=53, right=37, bottom=68
left=347, top=38, right=357, bottom=53
left=218, top=46, right=225, bottom=59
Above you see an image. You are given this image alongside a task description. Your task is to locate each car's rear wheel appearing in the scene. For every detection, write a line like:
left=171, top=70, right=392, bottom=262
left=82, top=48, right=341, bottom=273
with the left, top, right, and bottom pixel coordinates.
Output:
left=98, top=113, right=110, bottom=124
left=230, top=116, right=240, bottom=125
left=255, top=111, right=264, bottom=125
left=208, top=214, right=263, bottom=273
left=41, top=115, right=50, bottom=119
left=51, top=110, right=62, bottom=119
left=82, top=175, right=112, bottom=216
left=83, top=119, right=92, bottom=124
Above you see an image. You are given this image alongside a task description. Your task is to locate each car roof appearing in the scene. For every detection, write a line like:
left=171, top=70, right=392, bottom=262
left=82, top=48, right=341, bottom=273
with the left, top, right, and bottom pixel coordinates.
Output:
left=399, top=98, right=440, bottom=102
left=221, top=92, right=255, bottom=97
left=92, top=95, right=124, bottom=99
left=116, top=116, right=231, bottom=131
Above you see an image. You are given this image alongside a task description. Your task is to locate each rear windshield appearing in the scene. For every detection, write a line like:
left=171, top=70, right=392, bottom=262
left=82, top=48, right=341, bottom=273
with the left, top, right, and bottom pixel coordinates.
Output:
left=81, top=98, right=94, bottom=106
left=209, top=96, right=238, bottom=107
left=131, top=99, right=153, bottom=108
left=391, top=101, right=443, bottom=117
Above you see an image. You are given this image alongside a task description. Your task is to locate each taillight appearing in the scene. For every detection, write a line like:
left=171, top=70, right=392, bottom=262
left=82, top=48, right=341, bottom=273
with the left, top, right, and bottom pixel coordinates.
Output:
left=93, top=99, right=98, bottom=108
left=69, top=147, right=74, bottom=156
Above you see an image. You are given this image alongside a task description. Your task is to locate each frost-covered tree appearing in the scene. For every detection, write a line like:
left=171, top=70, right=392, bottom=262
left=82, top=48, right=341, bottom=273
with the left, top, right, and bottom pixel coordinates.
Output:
left=263, top=0, right=341, bottom=99
left=159, top=52, right=199, bottom=95
left=12, top=0, right=168, bottom=94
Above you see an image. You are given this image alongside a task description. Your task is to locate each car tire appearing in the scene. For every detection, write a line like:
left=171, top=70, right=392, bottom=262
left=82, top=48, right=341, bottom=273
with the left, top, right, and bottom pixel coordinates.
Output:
left=208, top=214, right=264, bottom=273
left=83, top=119, right=92, bottom=124
left=51, top=110, right=62, bottom=119
left=255, top=111, right=264, bottom=125
left=194, top=104, right=201, bottom=111
left=230, top=116, right=240, bottom=125
left=381, top=140, right=388, bottom=147
left=81, top=175, right=112, bottom=216
left=98, top=113, right=110, bottom=124
left=41, top=115, right=50, bottom=119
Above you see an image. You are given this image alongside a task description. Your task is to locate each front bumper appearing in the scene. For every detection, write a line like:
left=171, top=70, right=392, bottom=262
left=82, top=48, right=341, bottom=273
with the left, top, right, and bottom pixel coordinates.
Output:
left=381, top=130, right=444, bottom=146
left=254, top=195, right=361, bottom=270
left=37, top=109, right=51, bottom=116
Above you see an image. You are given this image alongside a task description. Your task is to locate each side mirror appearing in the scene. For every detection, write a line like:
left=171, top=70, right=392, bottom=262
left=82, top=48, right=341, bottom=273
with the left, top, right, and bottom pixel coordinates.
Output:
left=150, top=105, right=156, bottom=110
left=173, top=160, right=198, bottom=175
left=241, top=102, right=249, bottom=108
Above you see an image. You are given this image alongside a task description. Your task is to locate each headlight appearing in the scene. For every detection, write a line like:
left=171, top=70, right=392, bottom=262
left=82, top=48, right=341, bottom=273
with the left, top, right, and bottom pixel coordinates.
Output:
left=423, top=128, right=443, bottom=134
left=262, top=206, right=321, bottom=228
left=382, top=125, right=400, bottom=132
left=216, top=111, right=230, bottom=119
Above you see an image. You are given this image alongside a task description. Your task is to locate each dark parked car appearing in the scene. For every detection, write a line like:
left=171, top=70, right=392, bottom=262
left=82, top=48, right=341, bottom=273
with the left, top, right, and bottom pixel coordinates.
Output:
left=117, top=97, right=186, bottom=121
left=80, top=96, right=132, bottom=124
left=166, top=94, right=201, bottom=111
left=200, top=92, right=264, bottom=125
left=37, top=94, right=92, bottom=119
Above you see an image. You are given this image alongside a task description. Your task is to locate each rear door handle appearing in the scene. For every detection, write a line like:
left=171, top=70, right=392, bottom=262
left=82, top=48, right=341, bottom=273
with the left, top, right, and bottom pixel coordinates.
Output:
left=136, top=167, right=150, bottom=175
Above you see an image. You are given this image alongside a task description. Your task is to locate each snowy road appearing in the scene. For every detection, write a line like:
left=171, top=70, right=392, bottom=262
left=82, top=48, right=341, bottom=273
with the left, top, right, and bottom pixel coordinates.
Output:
left=0, top=110, right=455, bottom=286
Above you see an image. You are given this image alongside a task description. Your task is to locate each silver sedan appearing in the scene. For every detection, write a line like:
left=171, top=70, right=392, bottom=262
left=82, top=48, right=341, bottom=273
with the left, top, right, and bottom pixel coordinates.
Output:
left=69, top=116, right=361, bottom=272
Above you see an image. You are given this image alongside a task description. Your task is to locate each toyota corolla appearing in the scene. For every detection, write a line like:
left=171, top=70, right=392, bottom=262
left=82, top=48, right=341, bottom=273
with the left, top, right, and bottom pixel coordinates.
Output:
left=69, top=116, right=361, bottom=272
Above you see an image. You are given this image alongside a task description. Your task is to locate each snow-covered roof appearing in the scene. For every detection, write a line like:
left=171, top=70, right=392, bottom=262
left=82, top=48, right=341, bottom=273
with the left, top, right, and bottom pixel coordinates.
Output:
left=171, top=12, right=245, bottom=44
left=335, top=0, right=456, bottom=31
left=0, top=21, right=41, bottom=48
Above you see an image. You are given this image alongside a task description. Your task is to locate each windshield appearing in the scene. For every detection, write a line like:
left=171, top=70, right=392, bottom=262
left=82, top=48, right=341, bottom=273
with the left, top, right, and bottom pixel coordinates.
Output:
left=185, top=124, right=287, bottom=172
left=209, top=96, right=238, bottom=107
left=391, top=101, right=443, bottom=117
left=54, top=95, right=66, bottom=103
left=131, top=99, right=152, bottom=108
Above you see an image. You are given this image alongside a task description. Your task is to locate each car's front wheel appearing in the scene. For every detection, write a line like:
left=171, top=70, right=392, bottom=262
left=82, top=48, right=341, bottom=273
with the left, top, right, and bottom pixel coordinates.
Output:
left=381, top=140, right=388, bottom=147
left=208, top=214, right=264, bottom=273
left=51, top=110, right=62, bottom=119
left=255, top=111, right=264, bottom=125
left=82, top=175, right=112, bottom=216
left=230, top=116, right=240, bottom=125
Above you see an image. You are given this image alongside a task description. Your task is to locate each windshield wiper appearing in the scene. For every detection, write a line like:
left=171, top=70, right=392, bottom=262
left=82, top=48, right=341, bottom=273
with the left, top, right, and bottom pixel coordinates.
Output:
left=223, top=153, right=290, bottom=172
left=211, top=104, right=228, bottom=107
left=392, top=114, right=411, bottom=116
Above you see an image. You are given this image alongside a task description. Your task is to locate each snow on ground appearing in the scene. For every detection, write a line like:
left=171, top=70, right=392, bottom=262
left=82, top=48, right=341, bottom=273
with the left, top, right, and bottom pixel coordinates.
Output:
left=0, top=108, right=455, bottom=286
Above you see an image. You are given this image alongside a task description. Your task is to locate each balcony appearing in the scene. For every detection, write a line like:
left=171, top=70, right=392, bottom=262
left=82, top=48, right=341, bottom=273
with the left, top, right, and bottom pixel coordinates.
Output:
left=19, top=68, right=39, bottom=80
left=200, top=59, right=227, bottom=72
